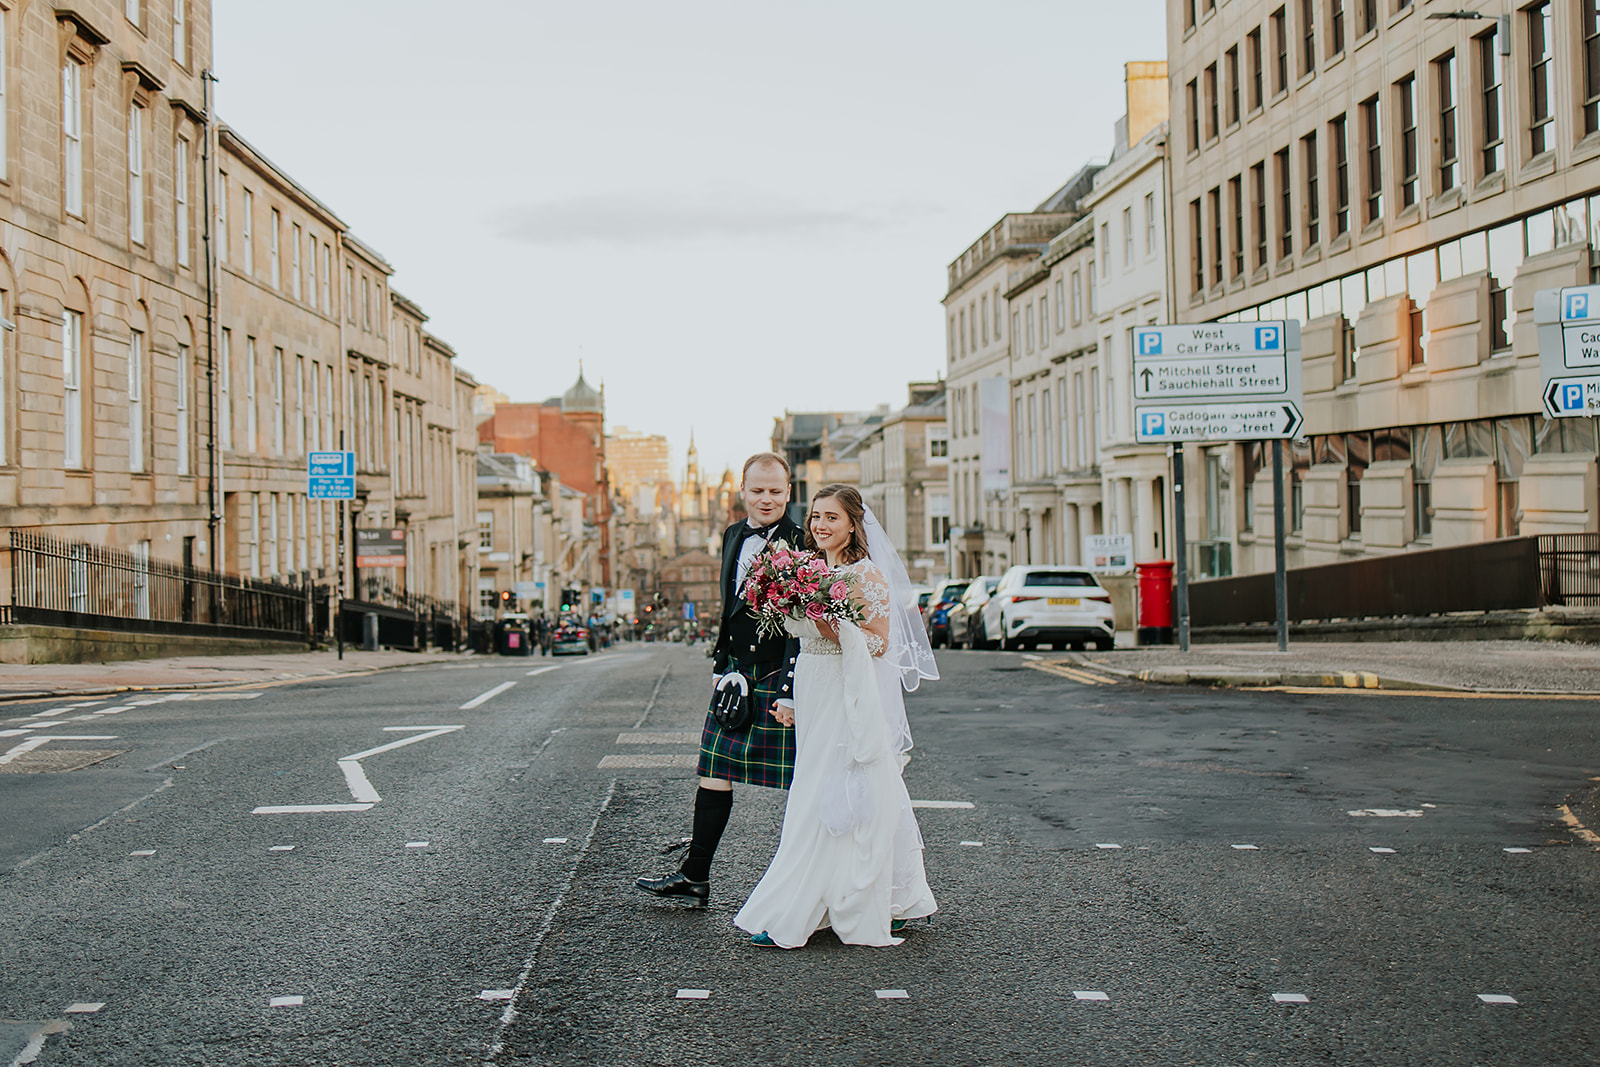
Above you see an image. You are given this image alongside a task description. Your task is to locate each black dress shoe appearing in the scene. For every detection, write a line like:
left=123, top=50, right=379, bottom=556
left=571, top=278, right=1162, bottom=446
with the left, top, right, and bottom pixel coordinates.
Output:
left=635, top=871, right=710, bottom=903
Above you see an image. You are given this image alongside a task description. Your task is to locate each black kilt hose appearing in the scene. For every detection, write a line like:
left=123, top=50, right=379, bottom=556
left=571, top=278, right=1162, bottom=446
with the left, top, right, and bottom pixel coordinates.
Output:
left=696, top=654, right=795, bottom=790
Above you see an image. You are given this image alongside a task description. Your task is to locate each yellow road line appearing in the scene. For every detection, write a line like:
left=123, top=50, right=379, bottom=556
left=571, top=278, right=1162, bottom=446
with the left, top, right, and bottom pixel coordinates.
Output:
left=1252, top=685, right=1600, bottom=701
left=1027, top=661, right=1111, bottom=686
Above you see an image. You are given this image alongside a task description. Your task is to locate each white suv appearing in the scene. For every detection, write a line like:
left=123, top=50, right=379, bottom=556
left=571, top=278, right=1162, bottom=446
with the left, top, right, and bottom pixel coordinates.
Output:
left=980, top=566, right=1115, bottom=652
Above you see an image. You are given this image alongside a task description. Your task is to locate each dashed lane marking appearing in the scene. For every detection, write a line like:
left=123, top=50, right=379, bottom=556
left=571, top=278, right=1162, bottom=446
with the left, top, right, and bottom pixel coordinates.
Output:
left=268, top=996, right=304, bottom=1008
left=1478, top=994, right=1518, bottom=1004
left=269, top=845, right=295, bottom=852
left=875, top=990, right=909, bottom=1000
left=253, top=803, right=374, bottom=814
left=910, top=800, right=975, bottom=809
left=253, top=726, right=464, bottom=814
left=1232, top=844, right=1260, bottom=850
left=676, top=989, right=711, bottom=1000
left=129, top=850, right=156, bottom=857
left=1504, top=847, right=1533, bottom=854
left=64, top=1003, right=104, bottom=1014
left=1272, top=993, right=1309, bottom=1003
left=1073, top=991, right=1110, bottom=1001
left=598, top=754, right=697, bottom=769
left=543, top=837, right=568, bottom=844
left=1095, top=843, right=1123, bottom=850
left=525, top=666, right=563, bottom=677
left=1369, top=847, right=1397, bottom=854
left=1348, top=809, right=1424, bottom=818
left=460, top=681, right=517, bottom=710
left=478, top=990, right=514, bottom=1001
left=616, top=732, right=699, bottom=744
left=405, top=841, right=429, bottom=849
left=960, top=841, right=984, bottom=847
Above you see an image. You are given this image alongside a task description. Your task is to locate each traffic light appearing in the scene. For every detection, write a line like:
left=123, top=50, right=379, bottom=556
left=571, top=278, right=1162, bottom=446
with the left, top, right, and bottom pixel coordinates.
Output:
left=499, top=590, right=512, bottom=606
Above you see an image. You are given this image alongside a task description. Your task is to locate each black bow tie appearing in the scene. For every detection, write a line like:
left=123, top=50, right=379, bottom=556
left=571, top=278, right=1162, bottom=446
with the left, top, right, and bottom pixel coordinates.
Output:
left=742, top=522, right=779, bottom=546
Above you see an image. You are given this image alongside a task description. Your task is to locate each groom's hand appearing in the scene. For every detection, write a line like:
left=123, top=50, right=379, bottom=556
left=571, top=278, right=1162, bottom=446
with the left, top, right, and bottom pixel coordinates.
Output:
left=771, top=700, right=795, bottom=727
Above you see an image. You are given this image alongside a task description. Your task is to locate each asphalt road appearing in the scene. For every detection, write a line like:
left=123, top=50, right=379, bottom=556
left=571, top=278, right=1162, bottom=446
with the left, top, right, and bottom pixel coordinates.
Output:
left=2, top=644, right=1597, bottom=1066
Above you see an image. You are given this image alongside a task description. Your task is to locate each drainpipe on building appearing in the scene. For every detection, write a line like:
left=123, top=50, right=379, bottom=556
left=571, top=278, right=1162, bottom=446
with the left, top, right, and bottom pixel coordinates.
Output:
left=202, top=69, right=222, bottom=586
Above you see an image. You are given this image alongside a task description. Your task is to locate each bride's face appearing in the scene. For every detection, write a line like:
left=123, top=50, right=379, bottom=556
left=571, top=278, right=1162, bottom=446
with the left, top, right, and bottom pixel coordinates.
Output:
left=809, top=497, right=853, bottom=556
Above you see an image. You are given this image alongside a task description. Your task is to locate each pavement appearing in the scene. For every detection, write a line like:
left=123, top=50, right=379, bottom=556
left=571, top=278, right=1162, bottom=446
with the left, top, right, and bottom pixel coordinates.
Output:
left=1068, top=637, right=1600, bottom=694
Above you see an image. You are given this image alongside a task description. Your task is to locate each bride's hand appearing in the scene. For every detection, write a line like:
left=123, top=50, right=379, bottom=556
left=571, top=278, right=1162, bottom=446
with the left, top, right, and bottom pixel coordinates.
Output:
left=770, top=700, right=795, bottom=726
left=782, top=616, right=820, bottom=638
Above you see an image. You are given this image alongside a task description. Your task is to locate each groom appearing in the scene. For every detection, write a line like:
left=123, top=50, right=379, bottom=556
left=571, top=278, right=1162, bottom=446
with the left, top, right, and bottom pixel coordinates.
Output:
left=636, top=451, right=803, bottom=903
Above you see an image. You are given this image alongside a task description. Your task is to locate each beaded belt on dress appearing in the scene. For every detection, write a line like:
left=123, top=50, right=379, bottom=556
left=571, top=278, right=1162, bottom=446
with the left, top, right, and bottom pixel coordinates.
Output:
left=799, top=638, right=841, bottom=656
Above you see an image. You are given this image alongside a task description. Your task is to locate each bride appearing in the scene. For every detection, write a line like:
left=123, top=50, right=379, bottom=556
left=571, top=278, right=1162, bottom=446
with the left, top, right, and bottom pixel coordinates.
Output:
left=733, top=484, right=939, bottom=948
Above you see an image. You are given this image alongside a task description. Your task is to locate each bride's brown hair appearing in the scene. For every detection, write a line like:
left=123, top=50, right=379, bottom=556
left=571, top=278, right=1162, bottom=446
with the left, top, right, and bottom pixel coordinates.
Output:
left=805, top=484, right=868, bottom=564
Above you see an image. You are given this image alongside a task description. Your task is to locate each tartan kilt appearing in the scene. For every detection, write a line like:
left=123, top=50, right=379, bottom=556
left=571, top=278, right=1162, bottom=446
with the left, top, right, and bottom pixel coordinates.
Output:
left=697, top=655, right=795, bottom=790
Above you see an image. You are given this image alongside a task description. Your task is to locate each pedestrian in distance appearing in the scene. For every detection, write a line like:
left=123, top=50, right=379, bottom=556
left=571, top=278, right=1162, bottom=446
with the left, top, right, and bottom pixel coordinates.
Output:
left=733, top=484, right=938, bottom=948
left=636, top=452, right=804, bottom=904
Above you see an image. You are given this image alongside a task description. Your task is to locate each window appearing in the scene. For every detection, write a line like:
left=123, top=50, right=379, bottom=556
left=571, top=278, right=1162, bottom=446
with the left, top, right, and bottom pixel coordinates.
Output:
left=969, top=302, right=977, bottom=351
left=1331, top=115, right=1351, bottom=236
left=1301, top=0, right=1315, bottom=76
left=1090, top=366, right=1101, bottom=451
left=1074, top=370, right=1087, bottom=464
left=176, top=344, right=190, bottom=475
left=928, top=426, right=949, bottom=459
left=1271, top=7, right=1288, bottom=95
left=1586, top=0, right=1600, bottom=135
left=1303, top=132, right=1321, bottom=245
left=1025, top=303, right=1035, bottom=352
left=219, top=329, right=231, bottom=450
left=1071, top=269, right=1083, bottom=322
left=1359, top=0, right=1377, bottom=35
left=1479, top=29, right=1504, bottom=176
left=0, top=10, right=7, bottom=182
left=173, top=0, right=187, bottom=64
left=63, top=60, right=83, bottom=216
left=1053, top=279, right=1064, bottom=330
left=1186, top=79, right=1200, bottom=151
left=1038, top=298, right=1048, bottom=346
left=1225, top=46, right=1241, bottom=126
left=129, top=331, right=144, bottom=472
left=296, top=355, right=306, bottom=454
left=1210, top=186, right=1224, bottom=286
left=269, top=208, right=282, bottom=287
left=125, top=0, right=140, bottom=27
left=242, top=188, right=254, bottom=273
left=1247, top=27, right=1264, bottom=110
left=175, top=137, right=190, bottom=266
left=1204, top=63, right=1219, bottom=140
left=1528, top=2, right=1553, bottom=157
left=929, top=493, right=951, bottom=547
left=1229, top=175, right=1245, bottom=278
left=1362, top=96, right=1382, bottom=224
left=1100, top=222, right=1110, bottom=276
left=63, top=310, right=82, bottom=467
left=322, top=244, right=332, bottom=312
left=345, top=266, right=354, bottom=323
left=980, top=293, right=989, bottom=344
left=959, top=308, right=967, bottom=357
left=1437, top=52, right=1459, bottom=192
left=128, top=103, right=145, bottom=244
left=291, top=224, right=302, bottom=299
left=1184, top=0, right=1197, bottom=30
left=1340, top=311, right=1358, bottom=380
left=1011, top=311, right=1020, bottom=349
left=1145, top=192, right=1157, bottom=254
left=1330, top=0, right=1345, bottom=55
left=363, top=277, right=372, bottom=330
left=245, top=337, right=257, bottom=451
left=1412, top=425, right=1440, bottom=539
left=216, top=172, right=228, bottom=261
left=1346, top=431, right=1369, bottom=535
left=1251, top=162, right=1268, bottom=269
left=1397, top=75, right=1418, bottom=208
left=1276, top=147, right=1293, bottom=259
left=1118, top=207, right=1130, bottom=266
left=1190, top=198, right=1205, bottom=293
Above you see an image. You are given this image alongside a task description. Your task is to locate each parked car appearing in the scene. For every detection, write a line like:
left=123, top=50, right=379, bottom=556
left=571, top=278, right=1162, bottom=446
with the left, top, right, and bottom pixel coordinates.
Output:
left=980, top=565, right=1115, bottom=651
left=948, top=576, right=1001, bottom=650
left=550, top=620, right=591, bottom=656
left=495, top=613, right=533, bottom=656
left=922, top=579, right=970, bottom=649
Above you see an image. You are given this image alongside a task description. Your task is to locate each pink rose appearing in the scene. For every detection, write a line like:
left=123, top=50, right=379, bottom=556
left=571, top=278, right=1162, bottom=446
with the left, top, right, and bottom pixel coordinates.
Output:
left=829, top=580, right=850, bottom=601
left=804, top=601, right=827, bottom=621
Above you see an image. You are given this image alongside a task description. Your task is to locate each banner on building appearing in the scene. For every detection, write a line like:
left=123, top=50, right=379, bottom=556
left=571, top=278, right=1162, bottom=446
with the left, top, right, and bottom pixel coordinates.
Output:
left=979, top=376, right=1011, bottom=495
left=355, top=527, right=407, bottom=568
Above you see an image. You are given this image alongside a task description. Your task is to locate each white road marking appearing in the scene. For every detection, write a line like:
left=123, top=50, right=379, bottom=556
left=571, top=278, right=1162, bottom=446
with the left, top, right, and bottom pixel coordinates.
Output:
left=525, top=666, right=563, bottom=677
left=268, top=995, right=304, bottom=1008
left=1369, top=847, right=1397, bottom=854
left=543, top=837, right=568, bottom=844
left=1347, top=809, right=1424, bottom=818
left=1095, top=843, right=1123, bottom=850
left=0, top=729, right=26, bottom=737
left=1232, top=844, right=1260, bottom=850
left=1272, top=993, right=1309, bottom=1003
left=1021, top=653, right=1042, bottom=661
left=875, top=989, right=909, bottom=999
left=910, top=800, right=975, bottom=809
left=676, top=989, right=711, bottom=1000
left=19, top=721, right=70, bottom=730
left=1504, top=847, right=1532, bottom=854
left=616, top=732, right=699, bottom=744
left=406, top=841, right=430, bottom=848
left=1073, top=991, right=1110, bottom=1001
left=338, top=759, right=381, bottom=804
left=64, top=1002, right=104, bottom=1014
left=478, top=990, right=515, bottom=1001
left=254, top=725, right=466, bottom=811
left=269, top=845, right=295, bottom=852
left=129, top=850, right=156, bottom=857
left=253, top=803, right=375, bottom=814
left=0, top=735, right=118, bottom=765
left=1478, top=994, right=1518, bottom=1004
left=598, top=754, right=697, bottom=769
left=460, top=681, right=517, bottom=710
left=960, top=841, right=984, bottom=847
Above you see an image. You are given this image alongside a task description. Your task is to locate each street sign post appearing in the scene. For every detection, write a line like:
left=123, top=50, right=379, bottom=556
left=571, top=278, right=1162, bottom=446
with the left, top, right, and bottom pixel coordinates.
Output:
left=307, top=451, right=356, bottom=499
left=1133, top=321, right=1306, bottom=652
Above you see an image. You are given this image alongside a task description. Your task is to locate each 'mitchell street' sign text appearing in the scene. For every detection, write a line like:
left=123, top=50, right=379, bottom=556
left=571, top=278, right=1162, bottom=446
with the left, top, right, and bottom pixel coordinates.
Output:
left=1132, top=321, right=1304, bottom=443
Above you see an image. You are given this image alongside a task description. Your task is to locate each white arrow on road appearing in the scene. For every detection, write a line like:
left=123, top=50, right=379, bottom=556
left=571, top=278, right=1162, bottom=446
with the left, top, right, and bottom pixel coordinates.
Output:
left=253, top=726, right=464, bottom=814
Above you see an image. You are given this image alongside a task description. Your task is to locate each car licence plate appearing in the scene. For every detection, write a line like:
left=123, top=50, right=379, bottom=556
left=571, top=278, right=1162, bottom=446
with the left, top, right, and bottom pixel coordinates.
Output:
left=1048, top=597, right=1080, bottom=606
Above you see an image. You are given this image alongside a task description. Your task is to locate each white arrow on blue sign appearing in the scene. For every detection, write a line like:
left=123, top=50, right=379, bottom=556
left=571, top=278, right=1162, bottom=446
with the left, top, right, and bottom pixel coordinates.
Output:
left=308, top=451, right=357, bottom=499
left=1544, top=376, right=1600, bottom=418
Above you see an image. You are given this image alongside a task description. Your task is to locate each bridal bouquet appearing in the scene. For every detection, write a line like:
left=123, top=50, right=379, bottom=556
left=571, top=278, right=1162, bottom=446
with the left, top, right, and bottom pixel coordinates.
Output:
left=743, top=545, right=866, bottom=641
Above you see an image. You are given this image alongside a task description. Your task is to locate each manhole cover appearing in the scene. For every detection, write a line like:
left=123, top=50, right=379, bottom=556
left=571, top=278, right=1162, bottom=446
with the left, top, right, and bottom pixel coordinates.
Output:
left=0, top=749, right=127, bottom=774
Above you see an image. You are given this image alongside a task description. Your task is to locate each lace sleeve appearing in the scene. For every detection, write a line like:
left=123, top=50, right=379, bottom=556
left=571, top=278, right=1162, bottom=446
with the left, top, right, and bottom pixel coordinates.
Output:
left=847, top=561, right=890, bottom=657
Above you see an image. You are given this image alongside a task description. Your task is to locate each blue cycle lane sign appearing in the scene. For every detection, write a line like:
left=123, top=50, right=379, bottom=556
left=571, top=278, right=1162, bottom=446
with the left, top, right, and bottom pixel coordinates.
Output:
left=1132, top=321, right=1304, bottom=443
left=1535, top=286, right=1600, bottom=417
left=307, top=451, right=357, bottom=499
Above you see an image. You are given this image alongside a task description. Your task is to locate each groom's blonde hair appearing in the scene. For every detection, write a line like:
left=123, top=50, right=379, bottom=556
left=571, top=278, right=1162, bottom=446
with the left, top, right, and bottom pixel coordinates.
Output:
left=741, top=451, right=791, bottom=484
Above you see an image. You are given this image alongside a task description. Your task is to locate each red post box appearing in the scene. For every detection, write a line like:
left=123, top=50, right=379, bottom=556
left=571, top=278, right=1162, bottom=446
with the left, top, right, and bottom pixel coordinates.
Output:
left=1135, top=560, right=1175, bottom=646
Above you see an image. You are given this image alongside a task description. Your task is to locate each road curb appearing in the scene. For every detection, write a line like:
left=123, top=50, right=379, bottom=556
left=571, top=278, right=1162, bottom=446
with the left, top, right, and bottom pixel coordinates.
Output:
left=1062, top=655, right=1464, bottom=692
left=0, top=655, right=477, bottom=704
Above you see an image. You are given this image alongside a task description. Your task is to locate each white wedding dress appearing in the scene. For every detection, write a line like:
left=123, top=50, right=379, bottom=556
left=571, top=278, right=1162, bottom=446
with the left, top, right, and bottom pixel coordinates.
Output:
left=733, top=559, right=938, bottom=948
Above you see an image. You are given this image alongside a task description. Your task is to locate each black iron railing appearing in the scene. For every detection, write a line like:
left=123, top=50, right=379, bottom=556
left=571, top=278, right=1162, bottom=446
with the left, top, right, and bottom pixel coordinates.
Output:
left=7, top=530, right=310, bottom=641
left=1539, top=533, right=1600, bottom=607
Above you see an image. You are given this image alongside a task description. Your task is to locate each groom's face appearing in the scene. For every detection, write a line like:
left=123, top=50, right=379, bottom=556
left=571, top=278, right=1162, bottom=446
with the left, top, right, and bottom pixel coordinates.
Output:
left=741, top=462, right=791, bottom=527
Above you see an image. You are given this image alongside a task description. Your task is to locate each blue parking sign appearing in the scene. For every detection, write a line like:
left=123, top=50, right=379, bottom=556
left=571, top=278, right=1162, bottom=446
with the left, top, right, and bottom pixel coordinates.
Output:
left=1137, top=330, right=1163, bottom=355
left=1140, top=411, right=1166, bottom=437
left=1254, top=325, right=1282, bottom=350
left=1567, top=292, right=1592, bottom=321
left=1563, top=383, right=1587, bottom=411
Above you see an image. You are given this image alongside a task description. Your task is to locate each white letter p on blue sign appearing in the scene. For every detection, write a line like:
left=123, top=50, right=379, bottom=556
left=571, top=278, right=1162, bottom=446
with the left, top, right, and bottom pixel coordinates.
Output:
left=1254, top=325, right=1281, bottom=350
left=1564, top=383, right=1586, bottom=411
left=1141, top=412, right=1166, bottom=437
left=1567, top=292, right=1591, bottom=320
left=1137, top=330, right=1162, bottom=355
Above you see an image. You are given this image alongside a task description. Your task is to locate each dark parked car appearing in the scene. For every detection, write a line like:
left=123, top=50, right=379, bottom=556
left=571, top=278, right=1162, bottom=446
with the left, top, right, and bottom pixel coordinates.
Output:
left=922, top=579, right=970, bottom=649
left=948, top=576, right=1001, bottom=650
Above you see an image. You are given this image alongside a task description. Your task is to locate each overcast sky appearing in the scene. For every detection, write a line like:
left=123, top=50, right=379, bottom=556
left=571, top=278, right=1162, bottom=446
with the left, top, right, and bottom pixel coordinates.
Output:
left=213, top=1, right=1167, bottom=480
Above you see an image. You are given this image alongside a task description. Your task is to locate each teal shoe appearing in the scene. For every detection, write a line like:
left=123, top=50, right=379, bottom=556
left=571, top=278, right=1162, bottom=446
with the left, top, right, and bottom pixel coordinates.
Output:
left=751, top=932, right=778, bottom=947
left=891, top=919, right=907, bottom=934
